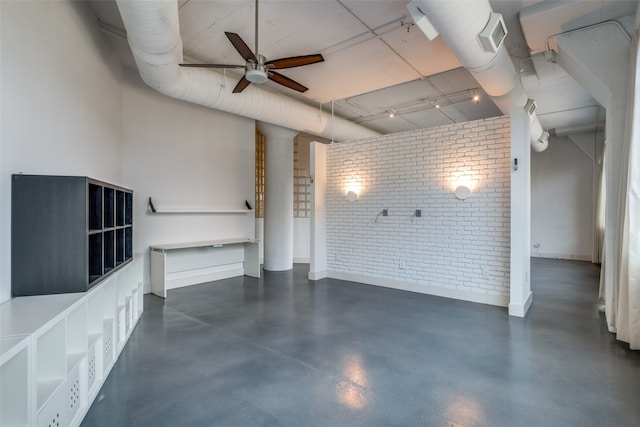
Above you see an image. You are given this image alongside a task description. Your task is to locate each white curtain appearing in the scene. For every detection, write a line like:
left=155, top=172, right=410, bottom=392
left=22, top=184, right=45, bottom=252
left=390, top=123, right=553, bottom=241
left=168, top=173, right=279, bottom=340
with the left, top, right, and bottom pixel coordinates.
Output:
left=594, top=150, right=606, bottom=265
left=612, top=22, right=640, bottom=350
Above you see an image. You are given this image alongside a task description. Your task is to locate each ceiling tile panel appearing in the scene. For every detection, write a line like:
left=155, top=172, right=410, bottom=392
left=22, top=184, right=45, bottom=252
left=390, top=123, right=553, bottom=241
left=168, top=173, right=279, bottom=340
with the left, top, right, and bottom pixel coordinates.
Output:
left=455, top=99, right=503, bottom=121
left=364, top=116, right=422, bottom=134
left=402, top=109, right=457, bottom=129
left=345, top=79, right=442, bottom=113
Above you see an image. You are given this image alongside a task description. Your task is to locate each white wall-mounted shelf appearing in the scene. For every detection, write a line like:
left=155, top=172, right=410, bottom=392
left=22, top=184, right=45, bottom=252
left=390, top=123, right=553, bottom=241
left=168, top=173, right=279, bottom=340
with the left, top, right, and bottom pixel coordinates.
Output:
left=0, top=256, right=143, bottom=427
left=149, top=208, right=254, bottom=214
left=147, top=196, right=254, bottom=214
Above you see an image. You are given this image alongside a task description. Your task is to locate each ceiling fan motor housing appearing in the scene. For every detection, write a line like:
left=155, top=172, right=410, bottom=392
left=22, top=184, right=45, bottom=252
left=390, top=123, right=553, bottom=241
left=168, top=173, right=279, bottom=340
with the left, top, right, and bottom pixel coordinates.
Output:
left=246, top=56, right=268, bottom=84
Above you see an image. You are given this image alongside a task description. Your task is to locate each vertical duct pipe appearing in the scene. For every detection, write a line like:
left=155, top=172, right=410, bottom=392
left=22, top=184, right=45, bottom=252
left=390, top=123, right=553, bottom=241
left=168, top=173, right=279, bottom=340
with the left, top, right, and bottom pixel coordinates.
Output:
left=410, top=0, right=549, bottom=152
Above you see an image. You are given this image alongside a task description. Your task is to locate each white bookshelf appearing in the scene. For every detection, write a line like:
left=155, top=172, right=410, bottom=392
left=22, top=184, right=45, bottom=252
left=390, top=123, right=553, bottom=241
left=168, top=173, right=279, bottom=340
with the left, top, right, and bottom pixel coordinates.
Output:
left=0, top=256, right=143, bottom=427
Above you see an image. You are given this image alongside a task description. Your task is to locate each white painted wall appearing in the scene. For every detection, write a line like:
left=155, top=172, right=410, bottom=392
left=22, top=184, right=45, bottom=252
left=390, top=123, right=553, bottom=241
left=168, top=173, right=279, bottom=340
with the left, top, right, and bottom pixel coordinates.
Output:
left=293, top=218, right=310, bottom=263
left=121, top=71, right=255, bottom=289
left=0, top=0, right=124, bottom=303
left=531, top=135, right=594, bottom=260
left=326, top=117, right=511, bottom=307
left=509, top=108, right=532, bottom=317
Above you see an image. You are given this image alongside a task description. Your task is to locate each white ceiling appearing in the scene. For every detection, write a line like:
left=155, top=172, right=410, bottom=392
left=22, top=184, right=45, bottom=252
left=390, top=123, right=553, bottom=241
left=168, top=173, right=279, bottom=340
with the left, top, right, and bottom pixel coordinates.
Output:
left=91, top=0, right=638, bottom=136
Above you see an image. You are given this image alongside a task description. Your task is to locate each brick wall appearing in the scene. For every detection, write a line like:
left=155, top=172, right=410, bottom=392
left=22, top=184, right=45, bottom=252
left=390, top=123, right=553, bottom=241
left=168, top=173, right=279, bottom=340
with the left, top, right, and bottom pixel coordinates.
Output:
left=326, top=116, right=511, bottom=306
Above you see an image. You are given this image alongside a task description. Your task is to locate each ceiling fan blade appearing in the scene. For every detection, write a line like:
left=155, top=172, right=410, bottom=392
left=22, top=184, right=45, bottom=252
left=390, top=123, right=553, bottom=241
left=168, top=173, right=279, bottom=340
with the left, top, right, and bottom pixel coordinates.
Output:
left=232, top=76, right=251, bottom=93
left=266, top=54, right=324, bottom=70
left=225, top=32, right=257, bottom=63
left=268, top=71, right=308, bottom=93
left=179, top=63, right=245, bottom=69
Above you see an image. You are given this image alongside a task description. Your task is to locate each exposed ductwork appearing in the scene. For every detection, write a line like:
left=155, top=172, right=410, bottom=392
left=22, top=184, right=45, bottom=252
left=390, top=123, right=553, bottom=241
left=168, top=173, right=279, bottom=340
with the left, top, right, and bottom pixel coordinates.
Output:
left=114, top=0, right=379, bottom=142
left=409, top=0, right=549, bottom=152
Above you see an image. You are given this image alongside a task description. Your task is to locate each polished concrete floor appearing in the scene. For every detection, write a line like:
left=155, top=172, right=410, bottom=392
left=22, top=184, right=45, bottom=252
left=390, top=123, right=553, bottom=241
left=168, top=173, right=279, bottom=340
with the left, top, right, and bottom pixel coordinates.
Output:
left=82, top=259, right=640, bottom=426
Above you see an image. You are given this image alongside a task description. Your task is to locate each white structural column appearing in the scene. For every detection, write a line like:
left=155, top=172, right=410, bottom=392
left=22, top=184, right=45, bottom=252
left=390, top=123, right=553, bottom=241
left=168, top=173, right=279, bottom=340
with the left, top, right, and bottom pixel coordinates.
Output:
left=510, top=107, right=533, bottom=317
left=259, top=123, right=295, bottom=271
left=554, top=24, right=630, bottom=330
left=309, top=142, right=328, bottom=280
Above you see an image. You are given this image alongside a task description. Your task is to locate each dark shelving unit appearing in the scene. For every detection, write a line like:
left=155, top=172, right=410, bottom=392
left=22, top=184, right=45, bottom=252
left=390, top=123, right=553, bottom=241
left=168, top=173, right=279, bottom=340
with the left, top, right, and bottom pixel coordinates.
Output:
left=12, top=175, right=133, bottom=296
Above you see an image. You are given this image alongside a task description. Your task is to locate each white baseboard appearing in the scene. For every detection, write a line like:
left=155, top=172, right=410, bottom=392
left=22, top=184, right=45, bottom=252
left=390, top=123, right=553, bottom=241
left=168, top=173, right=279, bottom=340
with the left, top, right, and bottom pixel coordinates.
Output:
left=308, top=270, right=328, bottom=281
left=293, top=257, right=310, bottom=264
left=327, top=271, right=508, bottom=307
left=532, top=252, right=591, bottom=262
left=509, top=291, right=533, bottom=317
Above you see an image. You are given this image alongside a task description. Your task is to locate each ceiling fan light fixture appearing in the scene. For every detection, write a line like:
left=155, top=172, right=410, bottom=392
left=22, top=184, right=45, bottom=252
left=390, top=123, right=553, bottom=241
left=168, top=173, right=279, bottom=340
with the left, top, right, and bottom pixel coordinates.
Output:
left=245, top=58, right=269, bottom=84
left=246, top=68, right=268, bottom=84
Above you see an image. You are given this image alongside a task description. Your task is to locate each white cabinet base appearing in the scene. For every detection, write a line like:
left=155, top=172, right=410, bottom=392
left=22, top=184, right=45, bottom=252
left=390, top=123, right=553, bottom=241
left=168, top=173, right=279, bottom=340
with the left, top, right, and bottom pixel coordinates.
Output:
left=0, top=257, right=143, bottom=427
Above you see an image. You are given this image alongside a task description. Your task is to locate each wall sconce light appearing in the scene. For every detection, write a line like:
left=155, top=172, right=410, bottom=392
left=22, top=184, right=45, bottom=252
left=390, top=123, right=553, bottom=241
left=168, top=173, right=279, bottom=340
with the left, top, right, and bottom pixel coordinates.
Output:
left=472, top=93, right=480, bottom=104
left=346, top=190, right=358, bottom=202
left=454, top=185, right=472, bottom=200
left=345, top=175, right=362, bottom=202
left=452, top=174, right=474, bottom=200
left=388, top=109, right=396, bottom=118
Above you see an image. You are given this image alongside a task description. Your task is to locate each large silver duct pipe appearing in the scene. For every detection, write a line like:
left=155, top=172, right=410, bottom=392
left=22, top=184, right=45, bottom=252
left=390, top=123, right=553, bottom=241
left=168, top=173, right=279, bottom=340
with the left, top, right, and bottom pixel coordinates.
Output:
left=409, top=0, right=549, bottom=152
left=115, top=0, right=379, bottom=142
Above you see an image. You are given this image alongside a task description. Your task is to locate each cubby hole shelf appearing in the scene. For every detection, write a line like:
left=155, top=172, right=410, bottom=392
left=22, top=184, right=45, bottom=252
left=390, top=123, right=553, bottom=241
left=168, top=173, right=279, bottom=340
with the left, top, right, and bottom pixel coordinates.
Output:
left=104, top=187, right=115, bottom=228
left=88, top=332, right=102, bottom=348
left=0, top=344, right=28, bottom=426
left=37, top=378, right=64, bottom=411
left=66, top=352, right=85, bottom=373
left=88, top=184, right=102, bottom=231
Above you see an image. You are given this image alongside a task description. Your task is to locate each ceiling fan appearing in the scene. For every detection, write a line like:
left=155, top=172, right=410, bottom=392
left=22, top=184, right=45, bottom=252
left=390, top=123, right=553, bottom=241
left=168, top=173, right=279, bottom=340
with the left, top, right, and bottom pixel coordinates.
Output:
left=179, top=0, right=324, bottom=94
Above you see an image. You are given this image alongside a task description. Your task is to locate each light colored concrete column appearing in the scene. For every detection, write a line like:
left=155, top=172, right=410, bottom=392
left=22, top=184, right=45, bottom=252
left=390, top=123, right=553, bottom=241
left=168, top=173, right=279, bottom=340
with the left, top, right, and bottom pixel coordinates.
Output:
left=259, top=123, right=295, bottom=271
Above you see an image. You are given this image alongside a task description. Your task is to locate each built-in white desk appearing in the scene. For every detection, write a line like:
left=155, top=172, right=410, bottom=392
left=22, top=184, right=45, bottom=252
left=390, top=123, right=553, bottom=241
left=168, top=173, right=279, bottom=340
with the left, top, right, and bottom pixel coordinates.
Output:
left=150, top=238, right=260, bottom=298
